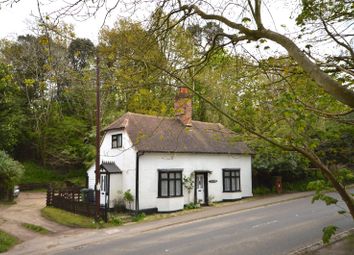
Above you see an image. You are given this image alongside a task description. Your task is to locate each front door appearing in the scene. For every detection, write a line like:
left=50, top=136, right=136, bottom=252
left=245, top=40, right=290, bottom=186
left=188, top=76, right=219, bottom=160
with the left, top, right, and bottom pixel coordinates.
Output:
left=196, top=174, right=205, bottom=204
left=100, top=174, right=108, bottom=206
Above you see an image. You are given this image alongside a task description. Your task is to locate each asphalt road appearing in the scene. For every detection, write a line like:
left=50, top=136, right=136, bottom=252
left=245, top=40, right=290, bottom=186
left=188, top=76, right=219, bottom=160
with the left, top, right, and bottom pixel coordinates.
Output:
left=55, top=194, right=354, bottom=255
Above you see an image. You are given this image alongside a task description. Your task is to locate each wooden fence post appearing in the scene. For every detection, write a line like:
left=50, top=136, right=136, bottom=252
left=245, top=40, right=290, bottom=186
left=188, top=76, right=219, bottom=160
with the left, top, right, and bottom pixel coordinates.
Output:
left=46, top=186, right=53, bottom=206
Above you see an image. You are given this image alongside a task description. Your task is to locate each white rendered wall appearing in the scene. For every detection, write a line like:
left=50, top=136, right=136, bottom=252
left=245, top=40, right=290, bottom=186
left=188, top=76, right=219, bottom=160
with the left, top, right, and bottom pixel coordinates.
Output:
left=87, top=164, right=95, bottom=189
left=87, top=129, right=137, bottom=209
left=109, top=174, right=122, bottom=208
left=138, top=153, right=252, bottom=211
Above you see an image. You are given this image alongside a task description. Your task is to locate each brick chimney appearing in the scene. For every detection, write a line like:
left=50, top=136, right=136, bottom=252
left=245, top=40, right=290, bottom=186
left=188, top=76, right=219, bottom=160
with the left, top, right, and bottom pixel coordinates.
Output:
left=174, top=87, right=192, bottom=126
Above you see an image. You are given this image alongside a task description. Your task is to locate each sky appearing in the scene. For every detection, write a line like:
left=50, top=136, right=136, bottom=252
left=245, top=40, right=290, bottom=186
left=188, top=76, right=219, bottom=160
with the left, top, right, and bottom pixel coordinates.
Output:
left=0, top=0, right=334, bottom=60
left=0, top=0, right=296, bottom=44
left=0, top=0, right=123, bottom=43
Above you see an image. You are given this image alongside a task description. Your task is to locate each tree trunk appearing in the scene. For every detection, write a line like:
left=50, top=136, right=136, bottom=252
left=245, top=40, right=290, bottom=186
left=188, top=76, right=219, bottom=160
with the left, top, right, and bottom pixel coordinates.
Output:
left=299, top=148, right=354, bottom=220
left=260, top=29, right=354, bottom=108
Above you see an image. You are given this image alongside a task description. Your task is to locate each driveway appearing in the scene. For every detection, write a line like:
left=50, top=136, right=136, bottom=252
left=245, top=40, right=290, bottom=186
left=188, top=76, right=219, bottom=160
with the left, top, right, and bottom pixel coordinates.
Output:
left=0, top=192, right=69, bottom=241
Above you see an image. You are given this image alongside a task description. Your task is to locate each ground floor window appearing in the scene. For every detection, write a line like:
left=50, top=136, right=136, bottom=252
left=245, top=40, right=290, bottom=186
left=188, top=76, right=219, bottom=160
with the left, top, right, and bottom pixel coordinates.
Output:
left=158, top=170, right=183, bottom=197
left=223, top=169, right=241, bottom=192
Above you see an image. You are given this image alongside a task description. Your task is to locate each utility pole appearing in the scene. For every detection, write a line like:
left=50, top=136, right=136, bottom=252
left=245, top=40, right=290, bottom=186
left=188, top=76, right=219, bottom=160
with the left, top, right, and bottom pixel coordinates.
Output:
left=95, top=54, right=101, bottom=220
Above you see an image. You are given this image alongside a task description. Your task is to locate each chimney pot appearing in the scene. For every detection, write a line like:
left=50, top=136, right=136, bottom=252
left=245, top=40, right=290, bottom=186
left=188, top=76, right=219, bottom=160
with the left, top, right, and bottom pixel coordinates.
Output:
left=175, top=87, right=192, bottom=126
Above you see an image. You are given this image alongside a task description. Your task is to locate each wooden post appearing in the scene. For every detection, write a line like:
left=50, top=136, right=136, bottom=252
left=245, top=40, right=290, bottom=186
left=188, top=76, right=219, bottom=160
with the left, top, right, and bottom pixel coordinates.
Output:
left=95, top=54, right=101, bottom=220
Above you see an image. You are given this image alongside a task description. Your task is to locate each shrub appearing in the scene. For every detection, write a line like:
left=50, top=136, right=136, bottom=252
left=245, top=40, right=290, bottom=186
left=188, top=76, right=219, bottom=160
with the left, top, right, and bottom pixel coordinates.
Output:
left=124, top=189, right=134, bottom=210
left=110, top=216, right=123, bottom=226
left=184, top=203, right=199, bottom=210
left=0, top=151, right=24, bottom=201
left=132, top=213, right=145, bottom=222
left=253, top=186, right=272, bottom=195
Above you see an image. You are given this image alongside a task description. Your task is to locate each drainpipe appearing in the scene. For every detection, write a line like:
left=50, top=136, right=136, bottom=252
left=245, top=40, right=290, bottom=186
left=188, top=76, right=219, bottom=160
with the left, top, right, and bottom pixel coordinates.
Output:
left=135, top=151, right=144, bottom=214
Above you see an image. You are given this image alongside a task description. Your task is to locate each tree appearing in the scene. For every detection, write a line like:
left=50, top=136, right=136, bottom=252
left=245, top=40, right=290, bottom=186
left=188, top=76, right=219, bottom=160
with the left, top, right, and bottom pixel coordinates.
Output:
left=0, top=150, right=24, bottom=201
left=150, top=0, right=353, bottom=107
left=98, top=19, right=174, bottom=121
left=0, top=63, right=24, bottom=153
left=148, top=1, right=354, bottom=221
left=68, top=38, right=95, bottom=71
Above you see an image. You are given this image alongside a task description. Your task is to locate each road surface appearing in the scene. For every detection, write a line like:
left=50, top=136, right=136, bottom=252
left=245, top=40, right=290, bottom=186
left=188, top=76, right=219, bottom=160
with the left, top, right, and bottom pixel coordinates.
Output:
left=54, top=193, right=354, bottom=255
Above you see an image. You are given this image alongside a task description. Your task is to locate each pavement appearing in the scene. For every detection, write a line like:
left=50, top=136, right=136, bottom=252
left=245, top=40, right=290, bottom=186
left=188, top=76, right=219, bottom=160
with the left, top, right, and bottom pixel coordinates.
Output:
left=308, top=233, right=354, bottom=255
left=2, top=190, right=353, bottom=255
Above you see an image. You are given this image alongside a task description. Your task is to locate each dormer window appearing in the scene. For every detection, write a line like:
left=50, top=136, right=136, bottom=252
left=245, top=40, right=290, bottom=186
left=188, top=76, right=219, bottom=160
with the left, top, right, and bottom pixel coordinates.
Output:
left=112, top=134, right=122, bottom=148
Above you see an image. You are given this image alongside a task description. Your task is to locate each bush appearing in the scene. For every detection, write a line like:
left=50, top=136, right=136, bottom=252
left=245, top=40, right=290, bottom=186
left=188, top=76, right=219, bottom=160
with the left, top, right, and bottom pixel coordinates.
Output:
left=20, top=161, right=86, bottom=188
left=253, top=186, right=272, bottom=195
left=132, top=213, right=145, bottom=222
left=184, top=202, right=200, bottom=210
left=124, top=189, right=134, bottom=210
left=0, top=151, right=24, bottom=201
left=109, top=216, right=123, bottom=226
left=283, top=180, right=310, bottom=192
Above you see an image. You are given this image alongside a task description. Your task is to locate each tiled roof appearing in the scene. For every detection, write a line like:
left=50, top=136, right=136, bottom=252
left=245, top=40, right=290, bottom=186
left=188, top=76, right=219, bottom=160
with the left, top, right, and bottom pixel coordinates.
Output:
left=104, top=112, right=253, bottom=154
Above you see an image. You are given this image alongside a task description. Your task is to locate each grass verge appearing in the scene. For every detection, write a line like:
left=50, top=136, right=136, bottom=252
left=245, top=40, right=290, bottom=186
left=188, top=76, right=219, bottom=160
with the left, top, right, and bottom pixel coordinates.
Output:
left=41, top=207, right=98, bottom=228
left=41, top=207, right=126, bottom=228
left=20, top=161, right=86, bottom=187
left=0, top=230, right=19, bottom=253
left=21, top=223, right=52, bottom=235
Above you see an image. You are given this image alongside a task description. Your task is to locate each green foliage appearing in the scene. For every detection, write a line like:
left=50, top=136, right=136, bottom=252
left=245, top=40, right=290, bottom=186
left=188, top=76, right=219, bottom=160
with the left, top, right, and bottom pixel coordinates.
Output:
left=123, top=189, right=134, bottom=203
left=41, top=207, right=99, bottom=228
left=21, top=223, right=51, bottom=235
left=40, top=111, right=94, bottom=169
left=0, top=151, right=24, bottom=201
left=283, top=180, right=312, bottom=192
left=334, top=168, right=354, bottom=186
left=127, top=88, right=170, bottom=116
left=296, top=0, right=353, bottom=26
left=184, top=203, right=200, bottom=210
left=20, top=161, right=85, bottom=186
left=183, top=174, right=195, bottom=193
left=316, top=123, right=354, bottom=171
left=253, top=186, right=272, bottom=195
left=68, top=38, right=95, bottom=71
left=124, top=189, right=134, bottom=210
left=109, top=216, right=123, bottom=226
left=99, top=19, right=174, bottom=122
left=132, top=212, right=146, bottom=222
left=322, top=225, right=338, bottom=244
left=307, top=180, right=338, bottom=205
left=0, top=63, right=24, bottom=153
left=0, top=229, right=19, bottom=253
left=252, top=141, right=310, bottom=176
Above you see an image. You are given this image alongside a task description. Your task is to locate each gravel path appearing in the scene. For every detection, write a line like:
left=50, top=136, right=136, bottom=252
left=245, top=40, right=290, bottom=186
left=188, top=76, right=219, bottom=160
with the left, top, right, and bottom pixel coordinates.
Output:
left=0, top=192, right=70, bottom=241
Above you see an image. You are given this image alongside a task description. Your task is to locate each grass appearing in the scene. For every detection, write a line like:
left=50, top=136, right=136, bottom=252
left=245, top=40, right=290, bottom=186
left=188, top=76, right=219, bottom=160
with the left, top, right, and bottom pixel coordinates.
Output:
left=21, top=223, right=52, bottom=235
left=41, top=207, right=99, bottom=228
left=41, top=207, right=126, bottom=228
left=20, top=161, right=86, bottom=187
left=0, top=230, right=19, bottom=253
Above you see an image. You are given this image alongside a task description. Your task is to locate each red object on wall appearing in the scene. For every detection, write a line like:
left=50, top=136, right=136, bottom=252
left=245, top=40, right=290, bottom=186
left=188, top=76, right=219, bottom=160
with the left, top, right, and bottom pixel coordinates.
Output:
left=275, top=176, right=282, bottom=194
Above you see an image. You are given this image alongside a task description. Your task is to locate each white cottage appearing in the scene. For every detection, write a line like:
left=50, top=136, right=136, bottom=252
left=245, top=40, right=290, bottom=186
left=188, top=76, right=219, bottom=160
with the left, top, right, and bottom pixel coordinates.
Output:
left=87, top=88, right=253, bottom=212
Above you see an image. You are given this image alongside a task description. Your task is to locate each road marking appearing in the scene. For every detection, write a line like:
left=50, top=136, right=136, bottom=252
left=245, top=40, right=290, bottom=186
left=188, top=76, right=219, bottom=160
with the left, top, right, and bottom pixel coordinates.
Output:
left=251, top=220, right=278, bottom=228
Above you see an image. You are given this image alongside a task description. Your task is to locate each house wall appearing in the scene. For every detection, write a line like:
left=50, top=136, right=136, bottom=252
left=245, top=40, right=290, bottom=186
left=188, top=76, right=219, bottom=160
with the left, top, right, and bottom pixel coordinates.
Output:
left=87, top=129, right=137, bottom=209
left=138, top=153, right=252, bottom=211
left=109, top=174, right=122, bottom=208
left=87, top=131, right=253, bottom=211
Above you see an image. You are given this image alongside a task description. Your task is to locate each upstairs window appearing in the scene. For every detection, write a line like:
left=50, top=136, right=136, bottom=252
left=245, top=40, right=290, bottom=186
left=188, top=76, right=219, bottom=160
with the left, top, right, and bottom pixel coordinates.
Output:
left=223, top=169, right=241, bottom=192
left=158, top=170, right=183, bottom=197
left=112, top=134, right=122, bottom=148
